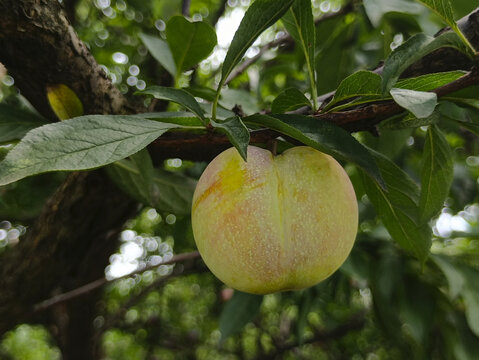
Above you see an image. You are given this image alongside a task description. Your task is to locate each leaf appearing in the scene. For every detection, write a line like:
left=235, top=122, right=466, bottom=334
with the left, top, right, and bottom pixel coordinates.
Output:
left=282, top=0, right=316, bottom=107
left=395, top=71, right=466, bottom=91
left=244, top=113, right=385, bottom=188
left=139, top=33, right=176, bottom=76
left=416, top=0, right=476, bottom=52
left=46, top=84, right=84, bottom=120
left=390, top=88, right=437, bottom=118
left=0, top=115, right=186, bottom=186
left=382, top=32, right=471, bottom=94
left=326, top=71, right=382, bottom=110
left=139, top=111, right=204, bottom=127
left=140, top=86, right=206, bottom=121
left=432, top=255, right=464, bottom=299
left=360, top=150, right=431, bottom=261
left=219, top=291, right=263, bottom=341
left=0, top=103, right=48, bottom=143
left=211, top=116, right=250, bottom=161
left=107, top=161, right=196, bottom=214
left=433, top=256, right=479, bottom=337
left=130, top=148, right=155, bottom=205
left=220, top=0, right=295, bottom=86
left=380, top=111, right=438, bottom=130
left=363, top=0, right=422, bottom=27
left=165, top=16, right=217, bottom=74
left=271, top=88, right=311, bottom=113
left=419, top=125, right=454, bottom=222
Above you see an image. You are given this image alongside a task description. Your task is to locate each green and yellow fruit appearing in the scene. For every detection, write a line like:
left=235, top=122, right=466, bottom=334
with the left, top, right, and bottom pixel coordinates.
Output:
left=191, top=146, right=358, bottom=294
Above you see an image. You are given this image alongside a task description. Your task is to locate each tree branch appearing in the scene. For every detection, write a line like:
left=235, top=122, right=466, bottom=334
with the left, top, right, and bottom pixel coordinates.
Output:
left=33, top=251, right=201, bottom=312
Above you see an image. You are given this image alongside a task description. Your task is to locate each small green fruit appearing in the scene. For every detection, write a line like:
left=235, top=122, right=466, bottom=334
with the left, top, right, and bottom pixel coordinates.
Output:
left=191, top=146, right=358, bottom=294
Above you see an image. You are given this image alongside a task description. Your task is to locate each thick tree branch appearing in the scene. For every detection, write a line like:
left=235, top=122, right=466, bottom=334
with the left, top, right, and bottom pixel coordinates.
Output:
left=0, top=0, right=139, bottom=120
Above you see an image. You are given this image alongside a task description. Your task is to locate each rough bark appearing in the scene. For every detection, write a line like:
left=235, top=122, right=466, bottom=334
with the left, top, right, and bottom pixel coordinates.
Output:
left=0, top=1, right=138, bottom=358
left=0, top=0, right=138, bottom=120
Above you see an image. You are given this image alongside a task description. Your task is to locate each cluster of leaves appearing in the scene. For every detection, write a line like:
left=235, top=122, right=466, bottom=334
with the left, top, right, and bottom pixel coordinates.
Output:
left=1, top=0, right=479, bottom=358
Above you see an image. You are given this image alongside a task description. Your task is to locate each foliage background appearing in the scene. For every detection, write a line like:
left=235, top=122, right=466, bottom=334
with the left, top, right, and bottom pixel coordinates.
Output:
left=0, top=0, right=479, bottom=359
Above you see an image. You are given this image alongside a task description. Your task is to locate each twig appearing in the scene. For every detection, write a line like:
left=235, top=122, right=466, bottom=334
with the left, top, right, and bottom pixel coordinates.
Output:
left=211, top=0, right=228, bottom=27
left=224, top=2, right=355, bottom=85
left=182, top=0, right=191, bottom=17
left=33, top=251, right=201, bottom=312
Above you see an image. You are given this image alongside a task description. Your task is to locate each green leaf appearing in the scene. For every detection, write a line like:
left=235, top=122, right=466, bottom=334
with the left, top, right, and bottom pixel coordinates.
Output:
left=0, top=103, right=48, bottom=143
left=380, top=111, right=438, bottom=130
left=139, top=111, right=204, bottom=127
left=416, top=0, right=476, bottom=52
left=326, top=71, right=382, bottom=110
left=211, top=116, right=250, bottom=161
left=390, top=88, right=437, bottom=118
left=219, top=291, right=263, bottom=341
left=244, top=113, right=385, bottom=188
left=220, top=0, right=294, bottom=87
left=130, top=148, right=155, bottom=206
left=46, top=84, right=84, bottom=120
left=363, top=0, right=422, bottom=27
left=0, top=115, right=186, bottom=186
left=419, top=125, right=454, bottom=222
left=140, top=86, right=206, bottom=121
left=433, top=256, right=479, bottom=337
left=360, top=150, right=431, bottom=261
left=166, top=16, right=217, bottom=74
left=382, top=32, right=472, bottom=94
left=139, top=33, right=177, bottom=76
left=432, top=255, right=464, bottom=299
left=395, top=71, right=466, bottom=91
left=271, top=88, right=311, bottom=113
left=107, top=161, right=196, bottom=214
left=282, top=0, right=317, bottom=109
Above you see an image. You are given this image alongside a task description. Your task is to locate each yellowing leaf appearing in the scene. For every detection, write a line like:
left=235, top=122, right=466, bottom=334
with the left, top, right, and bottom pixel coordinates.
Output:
left=47, top=84, right=84, bottom=120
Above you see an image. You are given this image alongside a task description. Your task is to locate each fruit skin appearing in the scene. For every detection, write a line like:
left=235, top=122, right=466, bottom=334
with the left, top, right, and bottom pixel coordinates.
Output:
left=191, top=146, right=358, bottom=294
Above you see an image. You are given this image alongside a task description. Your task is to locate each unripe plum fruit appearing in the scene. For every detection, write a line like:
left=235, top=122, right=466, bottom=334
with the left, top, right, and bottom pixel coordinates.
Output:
left=191, top=146, right=358, bottom=294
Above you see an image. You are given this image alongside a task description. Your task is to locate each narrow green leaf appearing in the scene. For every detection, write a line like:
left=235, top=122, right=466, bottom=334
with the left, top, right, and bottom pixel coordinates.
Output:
left=139, top=111, right=204, bottom=127
left=382, top=32, right=472, bottom=94
left=432, top=255, right=464, bottom=299
left=390, top=88, right=437, bottom=118
left=0, top=115, right=185, bottom=186
left=327, top=71, right=465, bottom=113
left=219, top=291, right=263, bottom=341
left=220, top=0, right=295, bottom=86
left=46, top=84, right=84, bottom=120
left=416, top=0, right=476, bottom=52
left=326, top=71, right=382, bottom=110
left=396, top=71, right=466, bottom=91
left=363, top=0, right=422, bottom=27
left=139, top=33, right=177, bottom=76
left=419, top=125, right=454, bottom=222
left=166, top=16, right=217, bottom=73
left=361, top=150, right=431, bottom=261
left=282, top=0, right=317, bottom=109
left=380, top=111, right=438, bottom=130
left=244, top=113, right=385, bottom=188
left=130, top=148, right=155, bottom=205
left=271, top=88, right=311, bottom=113
left=0, top=103, right=48, bottom=143
left=140, top=86, right=206, bottom=121
left=211, top=116, right=250, bottom=161
left=433, top=256, right=479, bottom=337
